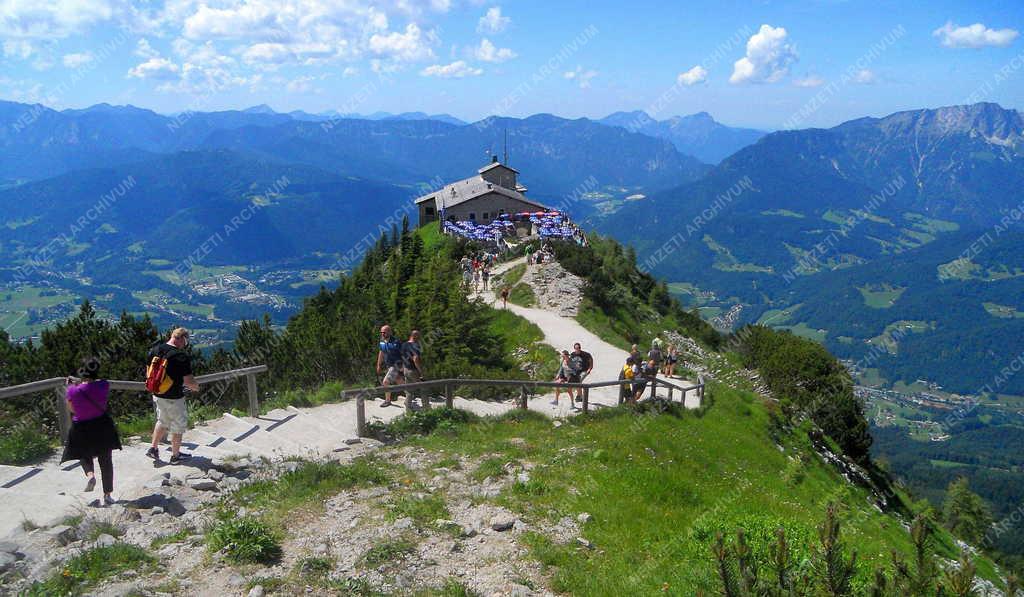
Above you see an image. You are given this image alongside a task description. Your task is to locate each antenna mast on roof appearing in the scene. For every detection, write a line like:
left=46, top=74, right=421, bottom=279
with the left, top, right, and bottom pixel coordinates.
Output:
left=503, top=127, right=508, bottom=165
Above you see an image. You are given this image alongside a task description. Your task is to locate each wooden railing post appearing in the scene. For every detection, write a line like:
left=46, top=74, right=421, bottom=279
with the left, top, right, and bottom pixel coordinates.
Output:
left=355, top=393, right=367, bottom=437
left=54, top=386, right=71, bottom=444
left=246, top=373, right=259, bottom=417
left=582, top=386, right=589, bottom=413
left=668, top=384, right=674, bottom=402
left=519, top=385, right=528, bottom=410
left=444, top=384, right=453, bottom=409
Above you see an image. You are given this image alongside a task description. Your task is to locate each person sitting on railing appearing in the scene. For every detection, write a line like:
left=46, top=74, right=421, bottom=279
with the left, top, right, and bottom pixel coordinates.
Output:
left=61, top=356, right=121, bottom=506
left=377, top=325, right=404, bottom=408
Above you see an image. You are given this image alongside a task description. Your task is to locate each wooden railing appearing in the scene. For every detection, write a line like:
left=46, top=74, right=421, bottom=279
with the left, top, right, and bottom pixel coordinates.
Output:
left=0, top=365, right=268, bottom=443
left=342, top=375, right=705, bottom=437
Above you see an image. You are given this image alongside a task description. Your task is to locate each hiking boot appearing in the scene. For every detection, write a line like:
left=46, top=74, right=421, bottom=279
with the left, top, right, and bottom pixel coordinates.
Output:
left=169, top=452, right=192, bottom=465
left=145, top=447, right=160, bottom=461
left=84, top=476, right=96, bottom=492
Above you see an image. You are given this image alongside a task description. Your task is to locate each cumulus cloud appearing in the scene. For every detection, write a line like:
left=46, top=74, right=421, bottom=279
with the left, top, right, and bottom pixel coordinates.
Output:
left=730, top=24, right=798, bottom=84
left=0, top=0, right=114, bottom=40
left=477, top=6, right=509, bottom=35
left=285, top=75, right=318, bottom=93
left=474, top=38, right=515, bottom=63
left=2, top=39, right=34, bottom=59
left=62, top=52, right=94, bottom=68
left=369, top=23, right=437, bottom=62
left=127, top=57, right=180, bottom=80
left=342, top=65, right=358, bottom=77
left=564, top=65, right=598, bottom=88
left=852, top=69, right=876, bottom=84
left=933, top=21, right=1019, bottom=48
left=793, top=75, right=824, bottom=88
left=420, top=60, right=482, bottom=78
left=677, top=65, right=708, bottom=86
left=135, top=38, right=159, bottom=59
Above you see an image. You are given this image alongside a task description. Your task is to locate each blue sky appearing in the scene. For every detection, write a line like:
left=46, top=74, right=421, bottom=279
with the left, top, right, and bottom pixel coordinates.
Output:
left=1, top=0, right=1022, bottom=129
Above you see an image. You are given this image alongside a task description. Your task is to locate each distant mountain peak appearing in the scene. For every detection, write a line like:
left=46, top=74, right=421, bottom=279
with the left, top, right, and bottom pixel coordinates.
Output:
left=598, top=110, right=765, bottom=163
left=243, top=104, right=277, bottom=114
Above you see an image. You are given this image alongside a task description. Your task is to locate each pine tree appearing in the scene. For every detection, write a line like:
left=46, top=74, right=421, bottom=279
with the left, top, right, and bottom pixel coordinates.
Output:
left=943, top=478, right=993, bottom=545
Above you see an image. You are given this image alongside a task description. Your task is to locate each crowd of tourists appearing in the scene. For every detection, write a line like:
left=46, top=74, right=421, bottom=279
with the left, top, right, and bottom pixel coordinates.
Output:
left=618, top=338, right=683, bottom=403
left=460, top=252, right=497, bottom=292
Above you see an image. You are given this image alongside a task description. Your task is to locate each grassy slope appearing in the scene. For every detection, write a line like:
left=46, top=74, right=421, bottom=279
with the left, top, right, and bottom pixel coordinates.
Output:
left=406, top=387, right=1001, bottom=594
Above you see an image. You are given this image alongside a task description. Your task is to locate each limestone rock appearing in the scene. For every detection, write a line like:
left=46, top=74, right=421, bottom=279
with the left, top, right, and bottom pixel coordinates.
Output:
left=47, top=525, right=77, bottom=546
left=186, top=478, right=218, bottom=491
left=489, top=515, right=516, bottom=532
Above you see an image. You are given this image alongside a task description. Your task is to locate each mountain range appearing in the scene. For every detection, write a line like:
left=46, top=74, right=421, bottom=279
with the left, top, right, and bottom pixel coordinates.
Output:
left=599, top=110, right=766, bottom=163
left=597, top=101, right=1024, bottom=394
left=0, top=99, right=725, bottom=341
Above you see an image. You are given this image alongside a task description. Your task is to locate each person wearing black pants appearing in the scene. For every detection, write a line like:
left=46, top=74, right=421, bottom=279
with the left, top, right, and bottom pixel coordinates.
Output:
left=60, top=357, right=122, bottom=506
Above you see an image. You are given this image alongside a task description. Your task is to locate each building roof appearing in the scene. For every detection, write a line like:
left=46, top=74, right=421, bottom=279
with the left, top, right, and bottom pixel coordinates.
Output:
left=414, top=174, right=548, bottom=211
left=478, top=161, right=519, bottom=175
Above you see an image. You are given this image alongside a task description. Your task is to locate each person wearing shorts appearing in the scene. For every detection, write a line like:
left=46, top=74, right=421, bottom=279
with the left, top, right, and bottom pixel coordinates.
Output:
left=401, top=330, right=425, bottom=409
left=146, top=328, right=198, bottom=465
left=377, top=325, right=404, bottom=407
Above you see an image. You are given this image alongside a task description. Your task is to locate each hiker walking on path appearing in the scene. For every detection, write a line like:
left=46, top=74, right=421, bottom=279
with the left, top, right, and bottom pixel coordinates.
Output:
left=500, top=286, right=510, bottom=309
left=377, top=325, right=404, bottom=407
left=641, top=358, right=659, bottom=400
left=481, top=266, right=491, bottom=290
left=62, top=357, right=121, bottom=505
left=552, top=350, right=574, bottom=407
left=568, top=342, right=593, bottom=403
left=146, top=328, right=198, bottom=465
left=629, top=344, right=642, bottom=365
left=401, top=330, right=426, bottom=409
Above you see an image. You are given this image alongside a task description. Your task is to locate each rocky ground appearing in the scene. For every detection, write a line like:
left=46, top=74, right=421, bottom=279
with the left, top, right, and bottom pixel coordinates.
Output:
left=0, top=436, right=596, bottom=596
left=515, top=261, right=584, bottom=317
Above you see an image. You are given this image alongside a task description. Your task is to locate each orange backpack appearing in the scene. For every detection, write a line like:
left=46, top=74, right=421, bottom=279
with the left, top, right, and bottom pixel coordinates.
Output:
left=146, top=353, right=174, bottom=394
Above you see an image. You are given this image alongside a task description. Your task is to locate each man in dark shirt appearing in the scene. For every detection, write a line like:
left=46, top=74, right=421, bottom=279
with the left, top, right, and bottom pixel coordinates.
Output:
left=146, top=328, right=199, bottom=464
left=401, top=330, right=425, bottom=409
left=569, top=342, right=594, bottom=403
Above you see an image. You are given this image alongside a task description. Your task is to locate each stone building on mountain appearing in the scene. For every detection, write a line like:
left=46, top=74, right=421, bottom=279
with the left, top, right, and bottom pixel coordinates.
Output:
left=414, top=157, right=550, bottom=226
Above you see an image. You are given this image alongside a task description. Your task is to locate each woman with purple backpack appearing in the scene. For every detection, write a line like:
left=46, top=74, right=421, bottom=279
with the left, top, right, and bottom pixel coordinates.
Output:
left=60, top=356, right=122, bottom=506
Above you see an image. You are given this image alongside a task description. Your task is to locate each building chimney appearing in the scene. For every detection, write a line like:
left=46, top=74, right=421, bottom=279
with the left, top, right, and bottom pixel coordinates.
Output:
left=491, top=155, right=498, bottom=163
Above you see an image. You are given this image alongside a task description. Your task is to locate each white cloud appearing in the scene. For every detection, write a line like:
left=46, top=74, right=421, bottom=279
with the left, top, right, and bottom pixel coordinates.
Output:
left=0, top=0, right=114, bottom=40
left=474, top=38, right=515, bottom=63
left=62, top=52, right=94, bottom=68
left=852, top=69, right=876, bottom=84
left=369, top=23, right=436, bottom=62
left=135, top=38, right=159, bottom=59
left=933, top=21, right=1019, bottom=48
left=677, top=65, right=708, bottom=86
left=730, top=24, right=798, bottom=84
left=286, top=75, right=318, bottom=93
left=2, top=39, right=34, bottom=59
left=793, top=75, right=824, bottom=88
left=477, top=6, right=509, bottom=35
left=420, top=60, right=482, bottom=78
left=342, top=66, right=358, bottom=77
left=127, top=57, right=180, bottom=80
left=564, top=65, right=598, bottom=88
